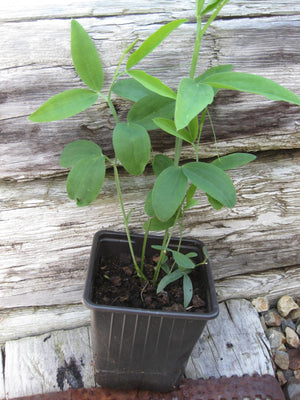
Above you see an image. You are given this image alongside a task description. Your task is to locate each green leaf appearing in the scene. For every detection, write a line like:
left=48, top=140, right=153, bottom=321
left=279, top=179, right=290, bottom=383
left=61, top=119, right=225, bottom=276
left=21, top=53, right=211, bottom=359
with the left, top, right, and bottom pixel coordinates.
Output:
left=175, top=79, right=214, bottom=130
left=201, top=0, right=226, bottom=16
left=185, top=184, right=198, bottom=210
left=203, top=72, right=300, bottom=105
left=188, top=116, right=199, bottom=142
left=128, top=70, right=177, bottom=99
left=66, top=155, right=105, bottom=206
left=71, top=20, right=103, bottom=92
left=146, top=215, right=177, bottom=231
left=195, top=64, right=234, bottom=82
left=152, top=154, right=174, bottom=177
left=28, top=89, right=98, bottom=122
left=113, top=122, right=151, bottom=175
left=157, top=269, right=184, bottom=293
left=153, top=118, right=194, bottom=144
left=128, top=93, right=175, bottom=130
left=212, top=153, right=256, bottom=170
left=152, top=166, right=188, bottom=222
left=144, top=190, right=155, bottom=217
left=126, top=19, right=187, bottom=70
left=112, top=78, right=152, bottom=102
left=184, top=198, right=199, bottom=210
left=172, top=251, right=195, bottom=270
left=60, top=140, right=102, bottom=168
left=182, top=162, right=236, bottom=208
left=183, top=274, right=193, bottom=308
left=207, top=195, right=223, bottom=210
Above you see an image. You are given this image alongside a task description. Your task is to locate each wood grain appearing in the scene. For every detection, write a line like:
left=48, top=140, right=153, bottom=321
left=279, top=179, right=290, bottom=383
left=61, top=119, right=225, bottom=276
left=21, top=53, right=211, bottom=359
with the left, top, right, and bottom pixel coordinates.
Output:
left=1, top=150, right=299, bottom=309
left=2, top=300, right=274, bottom=398
left=0, top=4, right=299, bottom=179
left=185, top=299, right=274, bottom=379
left=4, top=327, right=95, bottom=398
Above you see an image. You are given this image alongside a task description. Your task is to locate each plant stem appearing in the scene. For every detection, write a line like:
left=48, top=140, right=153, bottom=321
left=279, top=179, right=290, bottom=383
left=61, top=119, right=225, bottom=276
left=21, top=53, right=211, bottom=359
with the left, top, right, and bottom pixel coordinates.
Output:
left=174, top=137, right=182, bottom=166
left=140, top=219, right=151, bottom=273
left=113, top=163, right=148, bottom=282
left=153, top=229, right=169, bottom=286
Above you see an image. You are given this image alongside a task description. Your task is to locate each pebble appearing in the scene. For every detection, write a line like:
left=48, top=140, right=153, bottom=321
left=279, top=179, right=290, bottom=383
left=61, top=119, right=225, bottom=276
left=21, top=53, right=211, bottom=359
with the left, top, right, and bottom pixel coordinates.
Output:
left=282, top=318, right=296, bottom=331
left=295, top=370, right=300, bottom=380
left=277, top=295, right=299, bottom=318
left=277, top=369, right=287, bottom=385
left=252, top=296, right=269, bottom=312
left=290, top=308, right=300, bottom=321
left=285, top=327, right=300, bottom=349
left=289, top=349, right=300, bottom=370
left=284, top=377, right=300, bottom=400
left=275, top=350, right=290, bottom=370
left=264, top=309, right=282, bottom=327
left=266, top=328, right=286, bottom=350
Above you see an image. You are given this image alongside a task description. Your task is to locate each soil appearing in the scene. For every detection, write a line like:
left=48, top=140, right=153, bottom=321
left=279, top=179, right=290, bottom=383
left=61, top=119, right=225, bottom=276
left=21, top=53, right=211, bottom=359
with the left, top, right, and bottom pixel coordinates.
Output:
left=92, top=252, right=207, bottom=312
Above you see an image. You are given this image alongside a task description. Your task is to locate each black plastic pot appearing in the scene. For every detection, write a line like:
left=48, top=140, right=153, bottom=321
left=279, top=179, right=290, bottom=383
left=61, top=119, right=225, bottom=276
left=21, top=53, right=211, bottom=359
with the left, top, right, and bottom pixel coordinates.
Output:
left=83, top=230, right=219, bottom=392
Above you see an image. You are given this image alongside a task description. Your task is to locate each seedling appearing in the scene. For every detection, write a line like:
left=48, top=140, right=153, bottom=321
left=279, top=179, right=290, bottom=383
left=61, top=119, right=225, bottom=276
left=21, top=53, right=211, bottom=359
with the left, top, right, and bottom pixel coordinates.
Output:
left=29, top=0, right=300, bottom=307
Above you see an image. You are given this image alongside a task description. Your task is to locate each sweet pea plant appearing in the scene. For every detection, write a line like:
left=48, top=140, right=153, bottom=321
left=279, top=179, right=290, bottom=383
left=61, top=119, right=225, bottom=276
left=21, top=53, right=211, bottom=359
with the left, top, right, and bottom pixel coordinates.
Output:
left=29, top=0, right=300, bottom=308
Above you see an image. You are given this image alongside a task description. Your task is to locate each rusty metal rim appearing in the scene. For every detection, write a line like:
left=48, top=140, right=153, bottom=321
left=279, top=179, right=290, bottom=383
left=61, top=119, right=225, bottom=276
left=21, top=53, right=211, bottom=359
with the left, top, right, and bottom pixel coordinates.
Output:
left=10, top=374, right=285, bottom=400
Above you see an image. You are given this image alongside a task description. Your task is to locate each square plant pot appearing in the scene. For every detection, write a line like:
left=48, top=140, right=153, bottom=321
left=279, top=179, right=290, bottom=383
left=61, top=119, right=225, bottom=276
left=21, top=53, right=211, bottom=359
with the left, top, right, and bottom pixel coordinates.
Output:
left=83, top=230, right=219, bottom=392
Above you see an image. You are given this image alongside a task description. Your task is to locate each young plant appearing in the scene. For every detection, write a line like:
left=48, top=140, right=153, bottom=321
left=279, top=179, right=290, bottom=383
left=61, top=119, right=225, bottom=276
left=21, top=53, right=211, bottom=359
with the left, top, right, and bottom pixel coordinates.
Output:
left=29, top=0, right=300, bottom=308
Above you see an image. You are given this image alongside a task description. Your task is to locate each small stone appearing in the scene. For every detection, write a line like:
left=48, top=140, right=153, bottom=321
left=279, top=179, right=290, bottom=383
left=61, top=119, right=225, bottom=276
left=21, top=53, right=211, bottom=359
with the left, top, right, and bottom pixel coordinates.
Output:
left=266, top=328, right=286, bottom=351
left=264, top=309, right=282, bottom=327
left=275, top=350, right=290, bottom=370
left=284, top=369, right=295, bottom=381
left=290, top=308, right=300, bottom=321
left=288, top=349, right=300, bottom=370
left=252, top=296, right=269, bottom=313
left=282, top=318, right=296, bottom=332
left=295, top=369, right=300, bottom=380
left=277, top=343, right=287, bottom=352
left=277, top=369, right=287, bottom=386
left=277, top=295, right=299, bottom=318
left=286, top=327, right=300, bottom=349
left=283, top=377, right=300, bottom=400
left=296, top=322, right=300, bottom=336
left=259, top=315, right=268, bottom=332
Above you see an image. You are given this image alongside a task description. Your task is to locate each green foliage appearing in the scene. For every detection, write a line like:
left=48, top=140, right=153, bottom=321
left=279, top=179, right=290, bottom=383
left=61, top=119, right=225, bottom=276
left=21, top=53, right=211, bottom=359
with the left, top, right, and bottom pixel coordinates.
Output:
left=152, top=166, right=188, bottom=221
left=128, top=70, right=177, bottom=99
left=112, top=78, right=152, bottom=101
left=66, top=155, right=105, bottom=206
left=60, top=140, right=103, bottom=168
left=175, top=79, right=214, bottom=129
left=126, top=19, right=187, bottom=70
left=28, top=89, right=98, bottom=122
left=113, top=123, right=151, bottom=175
left=71, top=19, right=103, bottom=92
left=28, top=2, right=300, bottom=308
left=127, top=94, right=175, bottom=130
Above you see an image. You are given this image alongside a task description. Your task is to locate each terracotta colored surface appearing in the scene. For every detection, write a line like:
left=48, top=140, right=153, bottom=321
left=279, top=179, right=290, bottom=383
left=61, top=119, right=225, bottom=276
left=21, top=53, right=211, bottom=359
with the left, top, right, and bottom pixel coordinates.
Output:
left=10, top=375, right=285, bottom=400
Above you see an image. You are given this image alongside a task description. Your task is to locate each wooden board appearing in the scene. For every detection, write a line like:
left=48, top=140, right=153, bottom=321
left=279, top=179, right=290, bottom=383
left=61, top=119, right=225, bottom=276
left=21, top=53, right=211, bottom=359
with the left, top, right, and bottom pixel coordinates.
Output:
left=2, top=300, right=274, bottom=398
left=1, top=150, right=299, bottom=309
left=0, top=348, right=4, bottom=400
left=4, top=327, right=95, bottom=399
left=185, top=299, right=274, bottom=379
left=0, top=3, right=300, bottom=180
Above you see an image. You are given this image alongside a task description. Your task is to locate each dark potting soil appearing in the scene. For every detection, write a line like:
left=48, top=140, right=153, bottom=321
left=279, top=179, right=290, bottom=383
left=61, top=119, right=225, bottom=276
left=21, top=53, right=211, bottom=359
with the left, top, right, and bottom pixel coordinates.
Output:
left=92, top=252, right=207, bottom=312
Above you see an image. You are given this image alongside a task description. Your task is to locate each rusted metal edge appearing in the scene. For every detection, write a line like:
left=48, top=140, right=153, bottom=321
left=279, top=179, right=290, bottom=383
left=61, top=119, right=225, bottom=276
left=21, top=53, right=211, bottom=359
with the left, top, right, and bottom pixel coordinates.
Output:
left=10, top=374, right=285, bottom=400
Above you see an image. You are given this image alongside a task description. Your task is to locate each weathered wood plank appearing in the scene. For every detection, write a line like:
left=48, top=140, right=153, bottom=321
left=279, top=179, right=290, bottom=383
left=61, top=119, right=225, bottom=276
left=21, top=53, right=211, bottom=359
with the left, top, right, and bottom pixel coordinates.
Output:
left=0, top=348, right=4, bottom=400
left=0, top=305, right=90, bottom=344
left=2, top=300, right=274, bottom=398
left=0, top=9, right=299, bottom=180
left=4, top=327, right=95, bottom=398
left=0, top=150, right=299, bottom=309
left=216, top=266, right=300, bottom=304
left=185, top=299, right=274, bottom=379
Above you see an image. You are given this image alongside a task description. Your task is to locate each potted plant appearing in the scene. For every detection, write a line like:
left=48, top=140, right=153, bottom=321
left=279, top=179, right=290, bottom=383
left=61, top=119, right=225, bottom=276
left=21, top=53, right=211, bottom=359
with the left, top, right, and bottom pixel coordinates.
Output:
left=29, top=0, right=300, bottom=392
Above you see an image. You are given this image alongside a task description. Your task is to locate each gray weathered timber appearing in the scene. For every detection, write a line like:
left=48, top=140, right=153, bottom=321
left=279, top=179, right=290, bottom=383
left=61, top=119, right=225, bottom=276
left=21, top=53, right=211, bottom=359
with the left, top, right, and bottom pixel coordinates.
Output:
left=1, top=150, right=299, bottom=309
left=2, top=300, right=274, bottom=398
left=185, top=299, right=274, bottom=379
left=0, top=349, right=4, bottom=400
left=0, top=4, right=300, bottom=179
left=4, top=327, right=95, bottom=398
